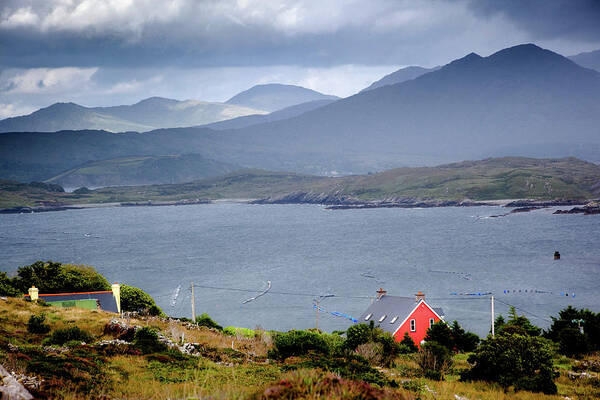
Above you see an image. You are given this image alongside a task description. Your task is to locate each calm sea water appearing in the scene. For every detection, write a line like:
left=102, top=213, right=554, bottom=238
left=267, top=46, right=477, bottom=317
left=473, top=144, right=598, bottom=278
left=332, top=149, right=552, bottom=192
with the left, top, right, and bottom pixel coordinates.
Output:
left=1, top=204, right=598, bottom=336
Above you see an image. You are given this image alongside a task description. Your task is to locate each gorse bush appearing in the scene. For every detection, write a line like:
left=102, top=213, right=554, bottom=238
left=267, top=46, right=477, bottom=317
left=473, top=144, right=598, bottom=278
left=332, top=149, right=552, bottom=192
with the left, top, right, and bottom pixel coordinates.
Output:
left=45, top=326, right=94, bottom=346
left=27, top=313, right=50, bottom=334
left=195, top=313, right=222, bottom=330
left=269, top=330, right=330, bottom=359
left=223, top=326, right=256, bottom=338
left=461, top=332, right=557, bottom=394
left=133, top=327, right=168, bottom=354
left=120, top=284, right=163, bottom=315
left=344, top=323, right=401, bottom=367
left=417, top=341, right=453, bottom=380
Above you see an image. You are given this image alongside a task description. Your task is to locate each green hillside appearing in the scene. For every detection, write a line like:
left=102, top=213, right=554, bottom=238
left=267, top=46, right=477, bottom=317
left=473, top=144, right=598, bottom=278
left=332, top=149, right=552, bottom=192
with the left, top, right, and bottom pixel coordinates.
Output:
left=45, top=154, right=238, bottom=188
left=1, top=157, right=599, bottom=209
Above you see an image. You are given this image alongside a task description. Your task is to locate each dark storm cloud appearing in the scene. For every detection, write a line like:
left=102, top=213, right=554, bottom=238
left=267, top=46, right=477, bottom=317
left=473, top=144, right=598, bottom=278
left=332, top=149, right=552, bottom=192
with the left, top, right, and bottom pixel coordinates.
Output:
left=466, top=0, right=600, bottom=42
left=0, top=0, right=516, bottom=69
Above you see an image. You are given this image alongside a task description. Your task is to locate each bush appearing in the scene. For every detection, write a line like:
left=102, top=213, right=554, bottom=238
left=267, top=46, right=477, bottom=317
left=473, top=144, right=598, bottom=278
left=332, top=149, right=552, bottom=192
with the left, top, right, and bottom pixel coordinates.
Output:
left=495, top=307, right=542, bottom=336
left=425, top=321, right=454, bottom=350
left=269, top=330, right=330, bottom=359
left=450, top=320, right=479, bottom=352
left=558, top=327, right=589, bottom=357
left=344, top=323, right=372, bottom=350
left=399, top=332, right=418, bottom=353
left=45, top=327, right=94, bottom=346
left=223, top=326, right=256, bottom=338
left=195, top=313, right=222, bottom=330
left=133, top=327, right=168, bottom=354
left=11, top=261, right=111, bottom=294
left=120, top=284, right=163, bottom=315
left=0, top=271, right=20, bottom=296
left=461, top=333, right=557, bottom=394
left=417, top=341, right=453, bottom=380
left=545, top=306, right=600, bottom=356
left=27, top=313, right=50, bottom=334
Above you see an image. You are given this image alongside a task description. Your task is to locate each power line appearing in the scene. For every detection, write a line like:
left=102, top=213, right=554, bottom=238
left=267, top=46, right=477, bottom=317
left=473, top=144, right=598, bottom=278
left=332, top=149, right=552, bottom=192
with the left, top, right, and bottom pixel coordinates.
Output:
left=494, top=298, right=553, bottom=323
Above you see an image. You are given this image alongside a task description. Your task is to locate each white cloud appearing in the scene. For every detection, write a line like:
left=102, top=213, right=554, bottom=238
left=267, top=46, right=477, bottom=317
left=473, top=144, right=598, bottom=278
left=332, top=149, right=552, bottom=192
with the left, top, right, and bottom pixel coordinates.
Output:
left=0, top=103, right=36, bottom=119
left=0, top=67, right=98, bottom=94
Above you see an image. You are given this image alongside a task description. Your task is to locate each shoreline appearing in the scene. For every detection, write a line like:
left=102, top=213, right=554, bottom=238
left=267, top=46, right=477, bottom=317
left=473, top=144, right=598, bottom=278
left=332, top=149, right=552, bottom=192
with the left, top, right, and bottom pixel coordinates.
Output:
left=0, top=197, right=592, bottom=215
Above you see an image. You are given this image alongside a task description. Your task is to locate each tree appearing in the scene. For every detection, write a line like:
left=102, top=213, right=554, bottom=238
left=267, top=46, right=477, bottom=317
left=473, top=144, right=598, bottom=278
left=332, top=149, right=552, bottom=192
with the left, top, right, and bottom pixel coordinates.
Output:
left=399, top=332, right=418, bottom=353
left=461, top=333, right=557, bottom=394
left=424, top=321, right=454, bottom=350
left=120, top=284, right=163, bottom=315
left=0, top=271, right=20, bottom=296
left=451, top=320, right=479, bottom=352
left=11, top=261, right=111, bottom=294
left=545, top=306, right=599, bottom=356
left=494, top=307, right=541, bottom=336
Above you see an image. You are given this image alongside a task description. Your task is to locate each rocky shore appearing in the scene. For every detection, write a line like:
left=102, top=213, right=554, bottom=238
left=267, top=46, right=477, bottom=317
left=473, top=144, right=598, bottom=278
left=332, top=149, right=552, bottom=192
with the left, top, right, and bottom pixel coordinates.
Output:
left=251, top=191, right=494, bottom=209
left=553, top=202, right=600, bottom=215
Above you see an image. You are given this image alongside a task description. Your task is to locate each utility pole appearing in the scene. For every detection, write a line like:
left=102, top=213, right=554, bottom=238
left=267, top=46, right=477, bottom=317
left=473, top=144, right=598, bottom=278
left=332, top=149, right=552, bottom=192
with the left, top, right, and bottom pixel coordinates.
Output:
left=191, top=282, right=196, bottom=322
left=491, top=295, right=495, bottom=337
left=315, top=299, right=319, bottom=331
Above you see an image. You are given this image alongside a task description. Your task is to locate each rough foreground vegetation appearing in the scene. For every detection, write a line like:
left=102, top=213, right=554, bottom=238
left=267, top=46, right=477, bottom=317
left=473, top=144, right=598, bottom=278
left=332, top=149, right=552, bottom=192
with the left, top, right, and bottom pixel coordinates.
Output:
left=2, top=262, right=600, bottom=399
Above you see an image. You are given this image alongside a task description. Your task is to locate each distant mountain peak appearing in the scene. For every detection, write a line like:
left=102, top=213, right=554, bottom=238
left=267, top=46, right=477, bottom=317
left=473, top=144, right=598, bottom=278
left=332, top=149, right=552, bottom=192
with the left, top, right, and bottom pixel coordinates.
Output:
left=226, top=83, right=339, bottom=112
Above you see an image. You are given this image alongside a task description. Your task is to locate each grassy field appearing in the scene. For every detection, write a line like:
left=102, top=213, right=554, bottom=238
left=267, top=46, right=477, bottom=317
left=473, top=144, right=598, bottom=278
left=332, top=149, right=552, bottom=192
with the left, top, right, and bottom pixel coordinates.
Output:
left=1, top=157, right=599, bottom=208
left=1, top=297, right=599, bottom=399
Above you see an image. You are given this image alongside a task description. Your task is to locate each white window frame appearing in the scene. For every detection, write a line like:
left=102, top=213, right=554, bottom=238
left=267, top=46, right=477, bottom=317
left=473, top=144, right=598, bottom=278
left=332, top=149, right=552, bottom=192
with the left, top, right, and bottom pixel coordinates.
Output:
left=429, top=318, right=435, bottom=328
left=410, top=319, right=416, bottom=332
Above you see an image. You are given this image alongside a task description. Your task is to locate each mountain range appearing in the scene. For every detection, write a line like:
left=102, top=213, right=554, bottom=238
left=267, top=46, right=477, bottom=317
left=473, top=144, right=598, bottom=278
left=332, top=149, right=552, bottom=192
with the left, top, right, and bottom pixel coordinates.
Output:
left=1, top=43, right=600, bottom=186
left=360, top=66, right=439, bottom=92
left=0, top=97, right=266, bottom=133
left=569, top=49, right=600, bottom=72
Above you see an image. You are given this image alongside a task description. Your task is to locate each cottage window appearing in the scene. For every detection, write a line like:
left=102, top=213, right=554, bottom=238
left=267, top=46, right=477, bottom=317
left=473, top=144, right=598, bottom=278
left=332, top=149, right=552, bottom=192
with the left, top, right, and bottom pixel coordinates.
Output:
left=379, top=315, right=386, bottom=322
left=410, top=319, right=416, bottom=332
left=390, top=316, right=398, bottom=324
left=429, top=318, right=435, bottom=328
left=364, top=313, right=372, bottom=321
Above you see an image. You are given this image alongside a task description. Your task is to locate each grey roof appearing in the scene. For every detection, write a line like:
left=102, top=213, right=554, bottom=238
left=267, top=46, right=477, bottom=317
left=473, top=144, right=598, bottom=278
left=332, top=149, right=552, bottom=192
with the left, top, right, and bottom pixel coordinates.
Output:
left=358, top=295, right=419, bottom=334
left=358, top=295, right=444, bottom=334
left=433, top=307, right=445, bottom=317
left=38, top=292, right=119, bottom=313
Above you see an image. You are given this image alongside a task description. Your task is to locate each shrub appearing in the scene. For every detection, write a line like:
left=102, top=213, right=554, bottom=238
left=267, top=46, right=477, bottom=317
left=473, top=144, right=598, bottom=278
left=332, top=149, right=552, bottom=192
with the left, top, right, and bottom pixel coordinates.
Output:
left=344, top=323, right=372, bottom=350
left=417, top=341, right=453, bottom=380
left=558, top=327, right=589, bottom=357
left=0, top=271, right=20, bottom=296
left=223, top=326, right=256, bottom=338
left=45, top=326, right=94, bottom=346
left=11, top=261, right=111, bottom=294
left=495, top=307, right=542, bottom=336
left=133, top=327, right=168, bottom=354
left=424, top=321, right=454, bottom=350
left=545, top=306, right=600, bottom=356
left=399, top=332, right=418, bottom=353
left=451, top=320, right=479, bottom=352
left=269, top=330, right=329, bottom=359
left=120, top=284, right=163, bottom=315
left=461, top=333, right=557, bottom=394
left=195, top=313, right=222, bottom=330
left=27, top=313, right=50, bottom=334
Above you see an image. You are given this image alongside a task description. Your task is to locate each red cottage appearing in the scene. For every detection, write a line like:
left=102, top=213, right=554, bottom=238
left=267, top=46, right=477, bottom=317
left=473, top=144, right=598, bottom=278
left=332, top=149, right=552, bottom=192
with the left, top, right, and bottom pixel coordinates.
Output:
left=358, top=290, right=444, bottom=346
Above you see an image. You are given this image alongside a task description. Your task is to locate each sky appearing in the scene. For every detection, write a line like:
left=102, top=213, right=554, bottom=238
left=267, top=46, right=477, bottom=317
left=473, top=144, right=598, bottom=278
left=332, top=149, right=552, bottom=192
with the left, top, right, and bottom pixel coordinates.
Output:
left=1, top=0, right=599, bottom=118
